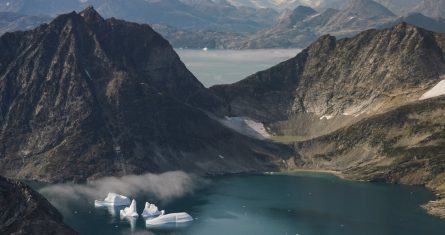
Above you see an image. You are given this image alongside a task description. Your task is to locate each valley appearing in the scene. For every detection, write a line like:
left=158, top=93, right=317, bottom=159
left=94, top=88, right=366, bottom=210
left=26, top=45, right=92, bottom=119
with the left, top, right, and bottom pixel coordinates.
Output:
left=0, top=1, right=445, bottom=234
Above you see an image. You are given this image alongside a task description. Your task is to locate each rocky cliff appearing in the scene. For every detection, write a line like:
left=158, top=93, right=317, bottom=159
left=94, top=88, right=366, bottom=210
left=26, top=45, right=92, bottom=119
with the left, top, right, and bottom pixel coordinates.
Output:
left=0, top=176, right=77, bottom=234
left=0, top=7, right=289, bottom=182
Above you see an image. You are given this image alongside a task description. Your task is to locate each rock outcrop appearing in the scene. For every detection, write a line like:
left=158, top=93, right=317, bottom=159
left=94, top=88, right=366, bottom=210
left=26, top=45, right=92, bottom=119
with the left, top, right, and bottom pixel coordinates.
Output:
left=0, top=176, right=77, bottom=234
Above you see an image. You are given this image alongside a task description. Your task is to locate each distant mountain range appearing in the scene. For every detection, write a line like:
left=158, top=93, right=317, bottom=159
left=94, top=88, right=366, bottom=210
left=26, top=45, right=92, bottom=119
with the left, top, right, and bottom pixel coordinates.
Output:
left=0, top=12, right=50, bottom=35
left=1, top=0, right=445, bottom=49
left=213, top=0, right=445, bottom=49
left=0, top=0, right=278, bottom=32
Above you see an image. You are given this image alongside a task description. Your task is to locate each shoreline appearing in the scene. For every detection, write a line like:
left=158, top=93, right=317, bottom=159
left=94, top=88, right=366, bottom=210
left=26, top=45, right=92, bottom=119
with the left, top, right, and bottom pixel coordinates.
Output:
left=280, top=168, right=347, bottom=179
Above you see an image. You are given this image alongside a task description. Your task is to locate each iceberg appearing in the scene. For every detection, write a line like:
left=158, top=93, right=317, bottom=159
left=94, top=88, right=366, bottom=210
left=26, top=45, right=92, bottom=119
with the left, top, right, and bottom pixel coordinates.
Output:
left=146, top=212, right=193, bottom=227
left=120, top=199, right=139, bottom=218
left=142, top=202, right=162, bottom=217
left=94, top=192, right=131, bottom=207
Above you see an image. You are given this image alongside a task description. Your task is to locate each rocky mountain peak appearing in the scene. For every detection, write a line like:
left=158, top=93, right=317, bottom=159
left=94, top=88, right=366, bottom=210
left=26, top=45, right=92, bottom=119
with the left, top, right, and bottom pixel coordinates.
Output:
left=79, top=5, right=104, bottom=23
left=346, top=0, right=395, bottom=18
left=0, top=7, right=287, bottom=182
left=275, top=5, right=317, bottom=28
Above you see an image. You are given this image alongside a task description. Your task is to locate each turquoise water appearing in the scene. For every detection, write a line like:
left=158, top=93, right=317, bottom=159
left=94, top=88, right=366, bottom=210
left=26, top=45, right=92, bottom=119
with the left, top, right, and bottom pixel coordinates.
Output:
left=176, top=49, right=301, bottom=87
left=32, top=173, right=445, bottom=235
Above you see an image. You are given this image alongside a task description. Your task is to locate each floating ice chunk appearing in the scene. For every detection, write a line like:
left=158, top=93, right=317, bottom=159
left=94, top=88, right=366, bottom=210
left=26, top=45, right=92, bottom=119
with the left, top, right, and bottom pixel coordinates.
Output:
left=420, top=80, right=445, bottom=100
left=120, top=199, right=139, bottom=218
left=142, top=202, right=162, bottom=217
left=146, top=212, right=193, bottom=226
left=94, top=192, right=131, bottom=207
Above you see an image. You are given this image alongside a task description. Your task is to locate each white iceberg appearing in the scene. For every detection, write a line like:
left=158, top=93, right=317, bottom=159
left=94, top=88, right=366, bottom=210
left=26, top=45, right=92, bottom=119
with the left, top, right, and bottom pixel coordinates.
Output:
left=146, top=212, right=193, bottom=226
left=119, top=199, right=139, bottom=218
left=94, top=192, right=131, bottom=207
left=142, top=202, right=162, bottom=217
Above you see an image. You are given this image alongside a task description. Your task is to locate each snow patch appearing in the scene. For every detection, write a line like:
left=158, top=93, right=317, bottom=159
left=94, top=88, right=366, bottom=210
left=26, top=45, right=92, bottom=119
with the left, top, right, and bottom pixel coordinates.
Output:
left=320, top=115, right=334, bottom=120
left=219, top=116, right=270, bottom=140
left=420, top=79, right=445, bottom=100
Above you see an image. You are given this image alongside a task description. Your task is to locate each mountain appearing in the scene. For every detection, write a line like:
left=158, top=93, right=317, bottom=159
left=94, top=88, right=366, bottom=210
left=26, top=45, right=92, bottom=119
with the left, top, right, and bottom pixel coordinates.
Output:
left=151, top=24, right=245, bottom=49
left=387, top=12, right=445, bottom=33
left=375, top=0, right=421, bottom=15
left=0, top=7, right=289, bottom=182
left=317, top=0, right=396, bottom=37
left=211, top=22, right=445, bottom=133
left=277, top=5, right=317, bottom=27
left=0, top=12, right=51, bottom=35
left=226, top=0, right=348, bottom=10
left=415, top=0, right=445, bottom=18
left=179, top=0, right=279, bottom=32
left=0, top=0, right=278, bottom=32
left=210, top=0, right=445, bottom=49
left=0, top=176, right=78, bottom=234
left=210, top=22, right=445, bottom=217
left=224, top=0, right=397, bottom=49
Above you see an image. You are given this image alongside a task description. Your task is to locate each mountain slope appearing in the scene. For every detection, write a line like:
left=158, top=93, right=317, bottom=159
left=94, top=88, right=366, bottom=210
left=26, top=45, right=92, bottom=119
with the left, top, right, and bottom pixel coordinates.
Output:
left=0, top=176, right=78, bottom=234
left=415, top=0, right=445, bottom=18
left=318, top=0, right=396, bottom=37
left=212, top=22, right=445, bottom=131
left=0, top=7, right=289, bottom=182
left=290, top=96, right=445, bottom=218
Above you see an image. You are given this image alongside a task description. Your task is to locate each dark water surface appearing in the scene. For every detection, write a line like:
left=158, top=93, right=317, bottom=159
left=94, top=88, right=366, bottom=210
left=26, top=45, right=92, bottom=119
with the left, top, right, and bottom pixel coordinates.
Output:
left=30, top=173, right=445, bottom=235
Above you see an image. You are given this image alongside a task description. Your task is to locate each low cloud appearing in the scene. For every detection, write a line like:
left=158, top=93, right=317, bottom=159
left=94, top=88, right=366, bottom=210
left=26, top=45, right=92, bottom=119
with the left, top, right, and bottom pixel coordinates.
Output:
left=39, top=171, right=203, bottom=206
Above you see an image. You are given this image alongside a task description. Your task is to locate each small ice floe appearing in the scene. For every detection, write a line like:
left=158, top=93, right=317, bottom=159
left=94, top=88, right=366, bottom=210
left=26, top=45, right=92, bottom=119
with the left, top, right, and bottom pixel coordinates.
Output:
left=146, top=212, right=193, bottom=227
left=142, top=202, right=163, bottom=217
left=120, top=199, right=139, bottom=218
left=95, top=192, right=131, bottom=207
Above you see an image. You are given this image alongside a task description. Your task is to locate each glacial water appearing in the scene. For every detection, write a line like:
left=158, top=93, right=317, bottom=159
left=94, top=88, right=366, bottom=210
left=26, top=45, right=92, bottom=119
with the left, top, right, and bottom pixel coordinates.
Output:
left=30, top=173, right=445, bottom=235
left=176, top=49, right=301, bottom=87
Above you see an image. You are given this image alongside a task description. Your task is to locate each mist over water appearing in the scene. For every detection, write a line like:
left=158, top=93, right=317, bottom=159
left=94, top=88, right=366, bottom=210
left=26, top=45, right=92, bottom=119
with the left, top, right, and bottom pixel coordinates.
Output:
left=38, top=171, right=203, bottom=212
left=176, top=49, right=301, bottom=87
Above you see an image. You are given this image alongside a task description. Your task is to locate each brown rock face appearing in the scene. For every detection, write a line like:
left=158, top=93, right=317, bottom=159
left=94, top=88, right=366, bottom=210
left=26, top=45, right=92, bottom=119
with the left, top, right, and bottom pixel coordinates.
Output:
left=212, top=23, right=445, bottom=136
left=0, top=176, right=77, bottom=235
left=0, top=7, right=289, bottom=182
